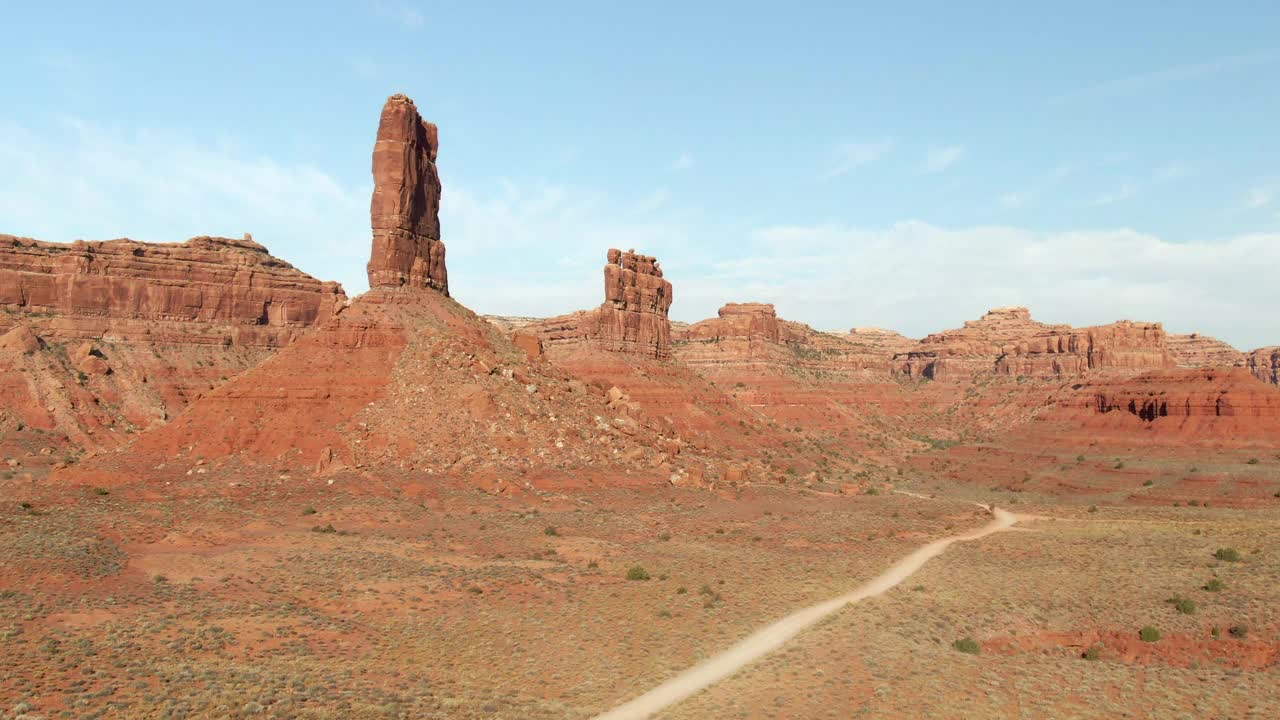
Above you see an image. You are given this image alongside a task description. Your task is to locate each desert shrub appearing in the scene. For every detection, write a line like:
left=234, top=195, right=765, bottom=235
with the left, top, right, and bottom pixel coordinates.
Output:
left=467, top=585, right=483, bottom=594
left=657, top=609, right=672, bottom=618
left=1139, top=626, right=1161, bottom=642
left=1114, top=461, right=1126, bottom=469
left=311, top=524, right=337, bottom=534
left=1081, top=646, right=1102, bottom=661
left=1166, top=597, right=1197, bottom=615
left=1213, top=548, right=1241, bottom=562
left=1088, top=505, right=1098, bottom=513
left=1228, top=625, right=1248, bottom=639
left=1143, top=479, right=1154, bottom=487
left=92, top=487, right=109, bottom=496
left=1203, top=578, right=1224, bottom=592
left=626, top=565, right=650, bottom=581
left=302, top=507, right=317, bottom=515
left=544, top=526, right=558, bottom=536
left=952, top=637, right=980, bottom=655
left=865, top=487, right=880, bottom=496
left=658, top=532, right=672, bottom=541
left=1076, top=454, right=1085, bottom=463
left=1247, top=458, right=1260, bottom=465
left=676, top=586, right=687, bottom=594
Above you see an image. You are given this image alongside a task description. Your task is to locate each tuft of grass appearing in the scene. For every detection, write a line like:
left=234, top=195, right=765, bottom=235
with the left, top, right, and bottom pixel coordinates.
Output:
left=92, top=487, right=110, bottom=496
left=952, top=637, right=980, bottom=655
left=467, top=585, right=483, bottom=594
left=1228, top=625, right=1248, bottom=639
left=544, top=526, right=559, bottom=537
left=1139, top=626, right=1161, bottom=642
left=311, top=523, right=337, bottom=534
left=1143, top=479, right=1154, bottom=487
left=1166, top=597, right=1197, bottom=615
left=1203, top=578, right=1224, bottom=592
left=626, top=565, right=650, bottom=581
left=302, top=507, right=317, bottom=515
left=1081, top=645, right=1102, bottom=661
left=1213, top=547, right=1241, bottom=562
left=1246, top=458, right=1260, bottom=465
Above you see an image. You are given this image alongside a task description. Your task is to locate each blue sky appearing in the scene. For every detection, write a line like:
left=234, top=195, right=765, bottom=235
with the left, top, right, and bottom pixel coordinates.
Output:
left=3, top=1, right=1279, bottom=347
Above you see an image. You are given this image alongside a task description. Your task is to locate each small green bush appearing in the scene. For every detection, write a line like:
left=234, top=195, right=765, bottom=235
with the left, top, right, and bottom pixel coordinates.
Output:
left=544, top=526, right=559, bottom=536
left=311, top=523, right=337, bottom=534
left=1166, top=597, right=1197, bottom=615
left=302, top=507, right=317, bottom=515
left=952, top=637, right=980, bottom=655
left=626, top=565, right=650, bottom=581
left=1246, top=458, right=1260, bottom=465
left=1081, top=646, right=1102, bottom=661
left=1139, top=626, right=1161, bottom=642
left=92, top=487, right=110, bottom=496
left=1143, top=479, right=1154, bottom=487
left=1228, top=625, right=1248, bottom=639
left=1213, top=548, right=1241, bottom=562
left=1203, top=578, right=1224, bottom=592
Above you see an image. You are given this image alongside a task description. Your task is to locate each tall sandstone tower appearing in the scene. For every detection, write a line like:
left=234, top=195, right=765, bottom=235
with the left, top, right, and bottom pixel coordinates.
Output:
left=367, top=94, right=448, bottom=294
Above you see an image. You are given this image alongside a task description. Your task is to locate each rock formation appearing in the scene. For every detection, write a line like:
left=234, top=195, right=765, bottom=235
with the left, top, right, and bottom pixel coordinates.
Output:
left=0, top=233, right=346, bottom=450
left=897, top=307, right=1174, bottom=380
left=367, top=94, right=448, bottom=293
left=519, top=249, right=673, bottom=359
left=0, top=234, right=345, bottom=347
left=1248, top=347, right=1280, bottom=385
left=1167, top=333, right=1246, bottom=369
left=844, top=327, right=917, bottom=357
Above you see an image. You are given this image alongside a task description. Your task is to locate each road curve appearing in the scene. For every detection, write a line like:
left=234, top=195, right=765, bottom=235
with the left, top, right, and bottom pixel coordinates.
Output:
left=592, top=506, right=1018, bottom=720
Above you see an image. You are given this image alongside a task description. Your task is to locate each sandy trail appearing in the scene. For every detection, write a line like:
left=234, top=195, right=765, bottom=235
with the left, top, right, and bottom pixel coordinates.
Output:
left=592, top=504, right=1018, bottom=720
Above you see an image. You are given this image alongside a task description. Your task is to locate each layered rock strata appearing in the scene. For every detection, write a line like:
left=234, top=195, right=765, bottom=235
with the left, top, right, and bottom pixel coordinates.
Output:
left=367, top=94, right=448, bottom=293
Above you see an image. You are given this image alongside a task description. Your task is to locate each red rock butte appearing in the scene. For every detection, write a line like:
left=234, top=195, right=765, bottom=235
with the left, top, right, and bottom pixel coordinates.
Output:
left=367, top=93, right=448, bottom=294
left=517, top=248, right=674, bottom=359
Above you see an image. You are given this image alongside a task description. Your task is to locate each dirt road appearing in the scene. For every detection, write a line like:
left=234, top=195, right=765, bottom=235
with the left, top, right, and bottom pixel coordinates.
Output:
left=592, top=505, right=1018, bottom=720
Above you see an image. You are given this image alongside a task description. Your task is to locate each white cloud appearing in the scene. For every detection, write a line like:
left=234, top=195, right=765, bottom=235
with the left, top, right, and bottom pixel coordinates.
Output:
left=705, top=222, right=1280, bottom=349
left=997, top=162, right=1076, bottom=209
left=670, top=152, right=694, bottom=171
left=821, top=138, right=895, bottom=179
left=918, top=145, right=966, bottom=175
left=1048, top=49, right=1280, bottom=104
left=0, top=117, right=370, bottom=295
left=1245, top=186, right=1274, bottom=209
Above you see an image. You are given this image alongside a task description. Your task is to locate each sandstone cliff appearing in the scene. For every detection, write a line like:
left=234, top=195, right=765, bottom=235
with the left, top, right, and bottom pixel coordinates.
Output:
left=897, top=307, right=1175, bottom=380
left=367, top=94, right=448, bottom=293
left=0, top=233, right=345, bottom=452
left=520, top=249, right=673, bottom=359
left=1167, top=333, right=1245, bottom=369
left=1247, top=347, right=1280, bottom=385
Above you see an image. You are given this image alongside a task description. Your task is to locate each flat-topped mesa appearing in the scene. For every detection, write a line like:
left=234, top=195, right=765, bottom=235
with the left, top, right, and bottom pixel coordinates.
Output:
left=0, top=233, right=346, bottom=346
left=367, top=93, right=448, bottom=294
left=1167, top=333, right=1246, bottom=369
left=898, top=307, right=1175, bottom=380
left=595, top=248, right=674, bottom=357
left=682, top=303, right=786, bottom=343
left=674, top=302, right=903, bottom=373
left=845, top=327, right=917, bottom=356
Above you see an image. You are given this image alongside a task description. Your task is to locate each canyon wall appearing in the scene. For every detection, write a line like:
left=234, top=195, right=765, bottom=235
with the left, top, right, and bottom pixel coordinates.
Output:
left=1248, top=347, right=1280, bottom=385
left=367, top=94, right=448, bottom=293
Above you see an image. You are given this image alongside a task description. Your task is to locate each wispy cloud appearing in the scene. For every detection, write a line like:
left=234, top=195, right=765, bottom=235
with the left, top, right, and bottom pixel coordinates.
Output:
left=1048, top=49, right=1280, bottom=105
left=918, top=145, right=966, bottom=175
left=1154, top=161, right=1191, bottom=182
left=1086, top=182, right=1139, bottom=207
left=997, top=162, right=1077, bottom=210
left=373, top=1, right=424, bottom=29
left=670, top=152, right=695, bottom=171
left=1245, top=185, right=1275, bottom=209
left=821, top=138, right=895, bottom=179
